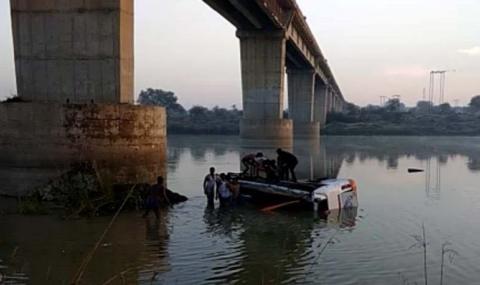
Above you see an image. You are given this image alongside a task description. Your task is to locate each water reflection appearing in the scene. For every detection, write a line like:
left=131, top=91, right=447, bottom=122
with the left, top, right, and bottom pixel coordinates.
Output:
left=321, top=136, right=480, bottom=172
left=138, top=214, right=171, bottom=284
left=201, top=205, right=357, bottom=285
left=425, top=157, right=442, bottom=200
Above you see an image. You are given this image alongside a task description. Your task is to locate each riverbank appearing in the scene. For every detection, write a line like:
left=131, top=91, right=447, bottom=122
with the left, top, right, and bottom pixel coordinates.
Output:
left=322, top=121, right=480, bottom=136
left=0, top=162, right=187, bottom=218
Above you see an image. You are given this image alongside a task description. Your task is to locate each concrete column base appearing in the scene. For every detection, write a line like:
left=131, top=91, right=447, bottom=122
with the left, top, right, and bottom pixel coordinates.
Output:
left=0, top=102, right=166, bottom=196
left=293, top=122, right=320, bottom=139
left=240, top=119, right=293, bottom=140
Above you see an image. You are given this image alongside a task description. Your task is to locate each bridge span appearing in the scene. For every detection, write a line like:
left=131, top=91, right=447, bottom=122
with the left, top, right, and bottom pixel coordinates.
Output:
left=7, top=0, right=345, bottom=142
left=204, top=0, right=346, bottom=139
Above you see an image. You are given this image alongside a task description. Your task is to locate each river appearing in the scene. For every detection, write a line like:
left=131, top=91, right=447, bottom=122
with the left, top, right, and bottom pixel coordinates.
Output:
left=1, top=135, right=480, bottom=284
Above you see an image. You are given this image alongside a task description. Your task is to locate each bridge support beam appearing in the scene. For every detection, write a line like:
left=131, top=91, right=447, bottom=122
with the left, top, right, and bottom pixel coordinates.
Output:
left=314, top=80, right=328, bottom=128
left=237, top=30, right=292, bottom=140
left=288, top=68, right=319, bottom=138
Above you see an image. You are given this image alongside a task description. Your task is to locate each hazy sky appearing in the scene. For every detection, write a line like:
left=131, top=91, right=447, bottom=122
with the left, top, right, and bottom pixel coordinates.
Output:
left=0, top=0, right=479, bottom=107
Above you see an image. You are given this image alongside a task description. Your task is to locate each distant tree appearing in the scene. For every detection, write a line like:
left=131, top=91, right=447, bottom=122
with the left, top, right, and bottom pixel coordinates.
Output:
left=363, top=105, right=381, bottom=112
left=138, top=88, right=186, bottom=117
left=384, top=99, right=404, bottom=112
left=189, top=106, right=210, bottom=119
left=212, top=106, right=229, bottom=118
left=469, top=95, right=480, bottom=111
left=345, top=102, right=360, bottom=116
left=438, top=103, right=452, bottom=114
left=416, top=101, right=433, bottom=113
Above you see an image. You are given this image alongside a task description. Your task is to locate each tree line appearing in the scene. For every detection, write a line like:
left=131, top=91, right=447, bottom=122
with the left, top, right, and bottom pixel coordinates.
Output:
left=138, top=88, right=480, bottom=136
left=138, top=88, right=241, bottom=134
left=324, top=96, right=480, bottom=135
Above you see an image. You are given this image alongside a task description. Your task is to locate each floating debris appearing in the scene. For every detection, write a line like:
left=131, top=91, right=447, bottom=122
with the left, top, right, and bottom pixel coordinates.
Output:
left=408, top=168, right=425, bottom=173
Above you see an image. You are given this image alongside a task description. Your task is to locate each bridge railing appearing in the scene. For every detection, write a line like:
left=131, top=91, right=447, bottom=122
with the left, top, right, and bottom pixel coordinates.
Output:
left=257, top=0, right=289, bottom=27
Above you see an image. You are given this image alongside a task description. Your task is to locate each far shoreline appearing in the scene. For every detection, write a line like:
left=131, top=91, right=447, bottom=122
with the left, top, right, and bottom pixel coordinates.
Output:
left=166, top=132, right=480, bottom=137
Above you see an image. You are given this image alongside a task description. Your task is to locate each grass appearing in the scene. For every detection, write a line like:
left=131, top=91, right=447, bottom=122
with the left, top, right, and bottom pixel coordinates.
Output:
left=409, top=223, right=458, bottom=285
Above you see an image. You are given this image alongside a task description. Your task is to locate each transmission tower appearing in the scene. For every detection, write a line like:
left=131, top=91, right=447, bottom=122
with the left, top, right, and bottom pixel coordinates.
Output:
left=380, top=96, right=388, bottom=106
left=428, top=70, right=455, bottom=105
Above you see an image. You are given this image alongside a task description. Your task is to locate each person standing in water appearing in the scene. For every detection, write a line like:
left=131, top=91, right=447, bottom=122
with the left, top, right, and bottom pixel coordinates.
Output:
left=203, top=167, right=218, bottom=207
left=228, top=176, right=241, bottom=205
left=143, top=176, right=170, bottom=219
left=217, top=173, right=232, bottom=207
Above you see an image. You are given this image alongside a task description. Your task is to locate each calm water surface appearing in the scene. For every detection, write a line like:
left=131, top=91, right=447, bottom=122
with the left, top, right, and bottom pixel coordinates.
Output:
left=2, top=135, right=480, bottom=284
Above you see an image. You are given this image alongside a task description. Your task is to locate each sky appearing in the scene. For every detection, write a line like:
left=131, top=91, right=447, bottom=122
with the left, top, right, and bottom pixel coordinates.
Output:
left=0, top=0, right=479, bottom=108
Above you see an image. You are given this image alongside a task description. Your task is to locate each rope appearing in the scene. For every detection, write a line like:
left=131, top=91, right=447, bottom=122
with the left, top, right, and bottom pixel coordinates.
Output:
left=260, top=200, right=300, bottom=212
left=71, top=184, right=137, bottom=285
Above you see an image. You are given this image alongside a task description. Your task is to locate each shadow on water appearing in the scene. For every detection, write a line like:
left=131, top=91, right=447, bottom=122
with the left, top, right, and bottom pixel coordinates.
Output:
left=0, top=212, right=172, bottom=285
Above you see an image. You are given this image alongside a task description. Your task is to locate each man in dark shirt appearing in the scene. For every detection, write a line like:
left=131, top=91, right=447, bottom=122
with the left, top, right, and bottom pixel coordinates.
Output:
left=276, top=148, right=298, bottom=182
left=241, top=152, right=265, bottom=177
left=143, top=176, right=170, bottom=219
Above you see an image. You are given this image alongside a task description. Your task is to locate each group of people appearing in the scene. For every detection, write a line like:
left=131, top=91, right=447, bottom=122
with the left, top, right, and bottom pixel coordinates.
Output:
left=143, top=149, right=300, bottom=213
left=203, top=167, right=240, bottom=208
left=241, top=148, right=298, bottom=182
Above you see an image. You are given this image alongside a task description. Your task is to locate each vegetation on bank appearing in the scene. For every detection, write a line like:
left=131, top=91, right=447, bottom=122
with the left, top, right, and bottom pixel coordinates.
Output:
left=16, top=162, right=187, bottom=217
left=138, top=88, right=241, bottom=135
left=138, top=88, right=480, bottom=136
left=324, top=96, right=480, bottom=136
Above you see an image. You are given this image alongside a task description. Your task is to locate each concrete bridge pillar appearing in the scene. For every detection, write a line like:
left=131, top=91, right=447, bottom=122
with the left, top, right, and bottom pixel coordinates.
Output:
left=332, top=94, right=338, bottom=113
left=314, top=79, right=328, bottom=128
left=287, top=69, right=319, bottom=138
left=10, top=0, right=134, bottom=104
left=237, top=30, right=292, bottom=140
left=336, top=100, right=342, bottom=113
left=330, top=90, right=336, bottom=113
left=325, top=87, right=333, bottom=114
left=3, top=0, right=168, bottom=192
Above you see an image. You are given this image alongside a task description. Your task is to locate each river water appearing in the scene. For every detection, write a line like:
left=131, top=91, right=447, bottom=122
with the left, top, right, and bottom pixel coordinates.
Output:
left=1, top=135, right=480, bottom=284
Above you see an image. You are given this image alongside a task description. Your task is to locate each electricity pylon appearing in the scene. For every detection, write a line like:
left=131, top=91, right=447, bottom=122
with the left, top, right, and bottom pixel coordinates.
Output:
left=428, top=70, right=455, bottom=105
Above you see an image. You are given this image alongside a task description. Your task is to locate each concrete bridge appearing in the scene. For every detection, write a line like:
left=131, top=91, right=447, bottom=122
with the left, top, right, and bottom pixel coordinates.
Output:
left=204, top=0, right=346, bottom=139
left=6, top=0, right=345, bottom=142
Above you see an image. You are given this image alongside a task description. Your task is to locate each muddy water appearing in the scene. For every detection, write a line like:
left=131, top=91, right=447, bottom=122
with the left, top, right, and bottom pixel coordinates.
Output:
left=2, top=136, right=480, bottom=284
